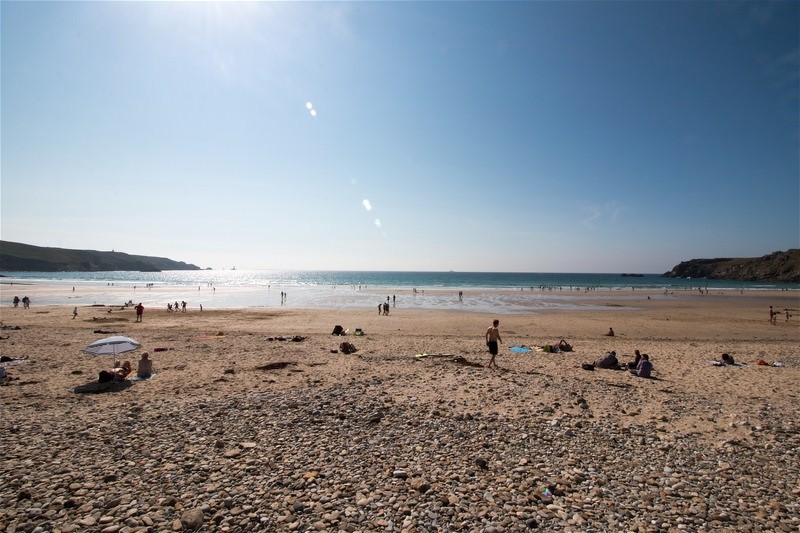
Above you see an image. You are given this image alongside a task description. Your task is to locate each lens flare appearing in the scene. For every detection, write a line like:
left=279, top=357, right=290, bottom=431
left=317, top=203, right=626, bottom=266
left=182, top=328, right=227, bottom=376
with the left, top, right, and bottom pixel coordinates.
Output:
left=362, top=199, right=372, bottom=211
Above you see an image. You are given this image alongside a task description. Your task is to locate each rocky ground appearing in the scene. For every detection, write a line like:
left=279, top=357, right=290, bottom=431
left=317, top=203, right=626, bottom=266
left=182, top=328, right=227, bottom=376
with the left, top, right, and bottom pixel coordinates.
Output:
left=3, top=369, right=800, bottom=532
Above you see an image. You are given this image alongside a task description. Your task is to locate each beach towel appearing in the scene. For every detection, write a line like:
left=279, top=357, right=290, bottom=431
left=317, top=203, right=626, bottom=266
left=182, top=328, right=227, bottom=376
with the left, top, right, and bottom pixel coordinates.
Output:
left=0, top=358, right=30, bottom=366
left=510, top=346, right=532, bottom=353
left=128, top=371, right=157, bottom=382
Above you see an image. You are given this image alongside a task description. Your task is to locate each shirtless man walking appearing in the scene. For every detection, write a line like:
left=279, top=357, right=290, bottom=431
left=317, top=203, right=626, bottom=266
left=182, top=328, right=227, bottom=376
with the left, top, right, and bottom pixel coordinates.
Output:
left=485, top=319, right=502, bottom=368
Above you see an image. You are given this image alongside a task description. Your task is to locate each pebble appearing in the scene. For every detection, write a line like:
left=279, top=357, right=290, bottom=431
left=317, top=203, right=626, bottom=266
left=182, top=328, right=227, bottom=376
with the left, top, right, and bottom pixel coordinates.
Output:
left=1, top=379, right=798, bottom=532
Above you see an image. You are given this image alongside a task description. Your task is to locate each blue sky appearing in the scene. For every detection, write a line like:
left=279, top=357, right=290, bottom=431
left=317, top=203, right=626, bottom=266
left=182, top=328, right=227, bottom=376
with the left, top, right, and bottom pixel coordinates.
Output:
left=2, top=1, right=798, bottom=273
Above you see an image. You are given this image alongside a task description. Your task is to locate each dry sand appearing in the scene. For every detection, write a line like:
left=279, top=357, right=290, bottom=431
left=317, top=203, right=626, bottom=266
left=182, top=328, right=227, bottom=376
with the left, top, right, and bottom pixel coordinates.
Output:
left=1, top=290, right=798, bottom=531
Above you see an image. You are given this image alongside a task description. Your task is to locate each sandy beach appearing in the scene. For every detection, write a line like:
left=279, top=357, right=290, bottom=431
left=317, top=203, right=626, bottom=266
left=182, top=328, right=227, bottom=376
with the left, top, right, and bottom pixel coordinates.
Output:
left=1, top=290, right=798, bottom=532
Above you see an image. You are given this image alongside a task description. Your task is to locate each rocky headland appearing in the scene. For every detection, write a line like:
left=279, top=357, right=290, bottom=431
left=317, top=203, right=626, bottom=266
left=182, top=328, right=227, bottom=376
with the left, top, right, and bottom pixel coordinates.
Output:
left=663, top=249, right=800, bottom=283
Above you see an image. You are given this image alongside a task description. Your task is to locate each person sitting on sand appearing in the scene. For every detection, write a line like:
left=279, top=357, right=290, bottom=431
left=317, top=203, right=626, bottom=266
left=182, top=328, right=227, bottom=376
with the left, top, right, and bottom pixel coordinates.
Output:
left=721, top=353, right=735, bottom=365
left=137, top=352, right=153, bottom=379
left=627, top=349, right=643, bottom=370
left=604, top=327, right=615, bottom=337
left=631, top=353, right=653, bottom=378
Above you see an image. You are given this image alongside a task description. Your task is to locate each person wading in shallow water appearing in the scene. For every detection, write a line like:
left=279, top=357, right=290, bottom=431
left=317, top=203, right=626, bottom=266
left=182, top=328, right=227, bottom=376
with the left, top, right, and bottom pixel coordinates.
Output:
left=485, top=319, right=502, bottom=369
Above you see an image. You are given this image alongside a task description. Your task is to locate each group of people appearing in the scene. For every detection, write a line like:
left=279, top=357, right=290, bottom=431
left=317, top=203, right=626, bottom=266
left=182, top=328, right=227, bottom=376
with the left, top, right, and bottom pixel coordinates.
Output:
left=11, top=296, right=30, bottom=308
left=769, top=305, right=792, bottom=324
left=592, top=349, right=653, bottom=377
left=484, top=319, right=653, bottom=378
left=167, top=300, right=188, bottom=313
left=99, top=352, right=153, bottom=383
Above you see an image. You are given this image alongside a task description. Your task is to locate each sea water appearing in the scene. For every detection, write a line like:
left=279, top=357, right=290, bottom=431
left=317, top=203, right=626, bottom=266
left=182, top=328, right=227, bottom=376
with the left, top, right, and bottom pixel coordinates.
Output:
left=0, top=270, right=795, bottom=313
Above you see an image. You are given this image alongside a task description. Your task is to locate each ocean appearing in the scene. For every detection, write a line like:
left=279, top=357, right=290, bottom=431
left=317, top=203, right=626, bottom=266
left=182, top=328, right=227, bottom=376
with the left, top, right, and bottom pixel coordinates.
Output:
left=1, top=270, right=796, bottom=313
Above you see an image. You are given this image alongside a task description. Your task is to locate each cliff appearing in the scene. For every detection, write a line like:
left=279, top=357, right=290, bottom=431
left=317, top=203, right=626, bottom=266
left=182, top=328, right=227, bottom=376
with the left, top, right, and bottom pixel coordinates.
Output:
left=662, top=249, right=800, bottom=283
left=0, top=241, right=201, bottom=272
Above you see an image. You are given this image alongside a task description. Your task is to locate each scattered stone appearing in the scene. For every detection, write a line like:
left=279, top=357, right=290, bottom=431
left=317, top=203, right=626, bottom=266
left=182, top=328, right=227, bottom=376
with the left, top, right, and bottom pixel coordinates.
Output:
left=181, top=508, right=204, bottom=529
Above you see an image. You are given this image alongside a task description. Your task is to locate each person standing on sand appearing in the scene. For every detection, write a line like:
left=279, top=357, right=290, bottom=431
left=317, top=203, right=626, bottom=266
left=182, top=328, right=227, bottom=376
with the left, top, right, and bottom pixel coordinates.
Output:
left=135, top=303, right=144, bottom=322
left=72, top=307, right=78, bottom=320
left=769, top=306, right=778, bottom=325
left=485, top=319, right=502, bottom=368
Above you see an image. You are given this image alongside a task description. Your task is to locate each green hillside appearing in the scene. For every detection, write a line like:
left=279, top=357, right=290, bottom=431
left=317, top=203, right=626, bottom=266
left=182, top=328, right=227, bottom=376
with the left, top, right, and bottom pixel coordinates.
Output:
left=0, top=241, right=201, bottom=272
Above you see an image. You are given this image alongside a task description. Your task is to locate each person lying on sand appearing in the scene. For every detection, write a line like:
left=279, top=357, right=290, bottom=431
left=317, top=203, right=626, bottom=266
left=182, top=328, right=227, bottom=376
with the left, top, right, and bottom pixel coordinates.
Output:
left=99, top=361, right=132, bottom=383
left=116, top=361, right=132, bottom=379
left=594, top=351, right=620, bottom=369
left=0, top=355, right=29, bottom=363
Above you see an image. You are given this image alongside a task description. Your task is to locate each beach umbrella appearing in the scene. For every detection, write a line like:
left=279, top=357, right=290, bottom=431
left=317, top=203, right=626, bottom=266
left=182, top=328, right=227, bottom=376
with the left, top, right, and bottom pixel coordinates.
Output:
left=83, top=336, right=141, bottom=356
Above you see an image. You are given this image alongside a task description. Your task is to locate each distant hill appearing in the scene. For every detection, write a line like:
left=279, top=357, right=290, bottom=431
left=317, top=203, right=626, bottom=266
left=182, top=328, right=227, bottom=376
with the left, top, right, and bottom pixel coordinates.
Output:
left=662, top=249, right=800, bottom=283
left=0, top=241, right=201, bottom=272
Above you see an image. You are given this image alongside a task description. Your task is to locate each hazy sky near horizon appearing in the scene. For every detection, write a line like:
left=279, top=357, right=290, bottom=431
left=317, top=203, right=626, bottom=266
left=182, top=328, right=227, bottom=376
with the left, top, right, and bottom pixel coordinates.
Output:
left=2, top=1, right=798, bottom=273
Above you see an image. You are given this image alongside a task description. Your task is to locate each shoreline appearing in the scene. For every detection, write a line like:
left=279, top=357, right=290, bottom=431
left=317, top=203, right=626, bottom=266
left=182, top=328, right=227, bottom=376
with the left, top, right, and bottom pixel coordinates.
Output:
left=2, top=281, right=798, bottom=314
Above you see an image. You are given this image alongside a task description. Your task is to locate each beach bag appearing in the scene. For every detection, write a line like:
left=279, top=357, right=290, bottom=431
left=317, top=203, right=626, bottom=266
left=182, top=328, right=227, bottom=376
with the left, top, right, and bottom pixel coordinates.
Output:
left=340, top=342, right=357, bottom=355
left=332, top=325, right=344, bottom=336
